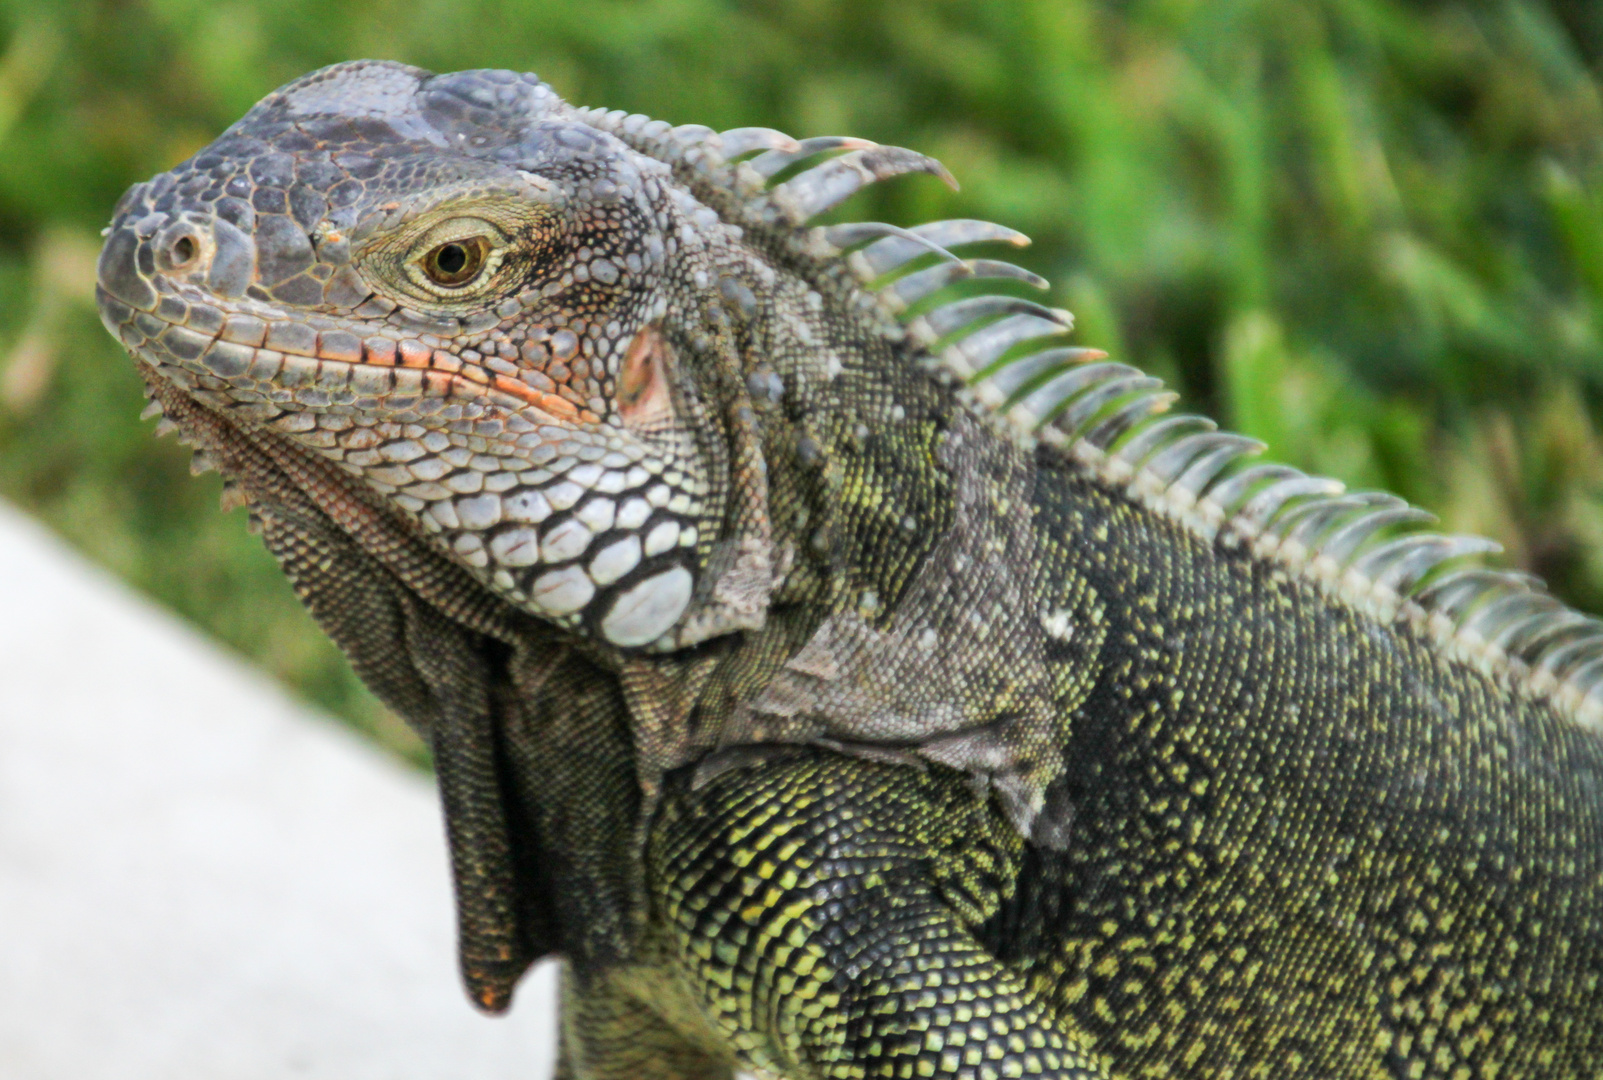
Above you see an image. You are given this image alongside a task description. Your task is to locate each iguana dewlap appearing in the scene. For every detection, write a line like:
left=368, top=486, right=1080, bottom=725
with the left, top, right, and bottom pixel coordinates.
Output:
left=97, top=60, right=1603, bottom=1079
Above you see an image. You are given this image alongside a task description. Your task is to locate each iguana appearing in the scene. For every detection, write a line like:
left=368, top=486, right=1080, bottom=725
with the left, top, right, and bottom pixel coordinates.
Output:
left=95, top=60, right=1603, bottom=1079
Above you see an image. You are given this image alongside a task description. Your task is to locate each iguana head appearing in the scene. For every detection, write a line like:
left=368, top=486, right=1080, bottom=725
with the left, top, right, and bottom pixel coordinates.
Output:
left=97, top=59, right=894, bottom=651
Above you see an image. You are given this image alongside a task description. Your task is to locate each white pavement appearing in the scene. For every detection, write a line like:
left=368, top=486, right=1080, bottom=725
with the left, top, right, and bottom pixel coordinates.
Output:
left=0, top=501, right=557, bottom=1079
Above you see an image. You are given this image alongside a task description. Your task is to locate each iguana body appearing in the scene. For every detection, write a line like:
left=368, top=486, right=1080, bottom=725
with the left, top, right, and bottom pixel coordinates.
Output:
left=96, top=61, right=1603, bottom=1079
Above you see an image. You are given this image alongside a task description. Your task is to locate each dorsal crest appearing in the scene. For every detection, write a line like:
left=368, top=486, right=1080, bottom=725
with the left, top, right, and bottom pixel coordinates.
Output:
left=574, top=106, right=1603, bottom=732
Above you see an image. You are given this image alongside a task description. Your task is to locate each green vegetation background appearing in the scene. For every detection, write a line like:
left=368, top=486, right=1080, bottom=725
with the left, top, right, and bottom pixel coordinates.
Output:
left=4, top=0, right=1603, bottom=761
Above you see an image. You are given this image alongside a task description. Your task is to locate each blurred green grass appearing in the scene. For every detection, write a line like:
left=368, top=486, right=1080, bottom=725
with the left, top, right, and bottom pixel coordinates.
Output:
left=3, top=0, right=1603, bottom=760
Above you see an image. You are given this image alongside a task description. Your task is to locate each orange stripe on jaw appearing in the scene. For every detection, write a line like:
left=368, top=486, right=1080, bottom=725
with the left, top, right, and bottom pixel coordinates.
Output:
left=491, top=373, right=584, bottom=419
left=347, top=338, right=590, bottom=423
left=442, top=349, right=592, bottom=421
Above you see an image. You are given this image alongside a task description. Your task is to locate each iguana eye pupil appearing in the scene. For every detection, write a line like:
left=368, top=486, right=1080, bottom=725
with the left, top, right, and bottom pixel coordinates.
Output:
left=423, top=238, right=487, bottom=286
left=436, top=244, right=466, bottom=273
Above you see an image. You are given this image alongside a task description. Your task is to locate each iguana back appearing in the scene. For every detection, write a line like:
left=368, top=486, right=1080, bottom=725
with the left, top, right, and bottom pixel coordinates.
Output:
left=96, top=60, right=1603, bottom=1079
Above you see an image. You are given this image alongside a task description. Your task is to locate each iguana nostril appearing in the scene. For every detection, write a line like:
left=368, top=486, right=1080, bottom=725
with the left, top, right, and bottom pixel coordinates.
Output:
left=161, top=231, right=202, bottom=273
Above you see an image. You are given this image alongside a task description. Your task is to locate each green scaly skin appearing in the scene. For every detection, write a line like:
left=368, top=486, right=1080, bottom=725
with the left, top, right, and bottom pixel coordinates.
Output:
left=98, top=61, right=1603, bottom=1079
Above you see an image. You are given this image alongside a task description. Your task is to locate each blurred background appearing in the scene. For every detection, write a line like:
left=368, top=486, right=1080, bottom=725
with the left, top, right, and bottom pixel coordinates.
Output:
left=2, top=0, right=1602, bottom=762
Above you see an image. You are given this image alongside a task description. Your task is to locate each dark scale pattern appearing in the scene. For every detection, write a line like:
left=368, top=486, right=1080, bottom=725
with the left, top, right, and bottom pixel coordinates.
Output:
left=1025, top=460, right=1603, bottom=1078
left=98, top=60, right=1603, bottom=1079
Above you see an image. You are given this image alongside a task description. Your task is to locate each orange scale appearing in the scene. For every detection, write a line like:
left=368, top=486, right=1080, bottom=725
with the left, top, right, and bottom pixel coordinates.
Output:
left=398, top=339, right=432, bottom=367
left=362, top=337, right=398, bottom=365
left=428, top=350, right=464, bottom=373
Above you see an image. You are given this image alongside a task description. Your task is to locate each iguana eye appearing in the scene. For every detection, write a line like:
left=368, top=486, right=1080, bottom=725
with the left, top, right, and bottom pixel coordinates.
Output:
left=421, top=237, right=490, bottom=287
left=360, top=204, right=553, bottom=309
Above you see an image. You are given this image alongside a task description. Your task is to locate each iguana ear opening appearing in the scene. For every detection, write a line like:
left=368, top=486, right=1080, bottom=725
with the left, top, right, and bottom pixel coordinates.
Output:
left=617, top=324, right=675, bottom=433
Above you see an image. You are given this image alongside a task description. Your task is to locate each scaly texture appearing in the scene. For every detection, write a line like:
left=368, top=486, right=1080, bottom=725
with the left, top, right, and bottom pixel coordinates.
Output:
left=97, top=61, right=1603, bottom=1079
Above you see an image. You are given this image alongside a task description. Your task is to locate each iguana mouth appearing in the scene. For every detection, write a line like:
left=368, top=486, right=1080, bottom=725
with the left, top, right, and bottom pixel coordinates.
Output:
left=95, top=276, right=589, bottom=425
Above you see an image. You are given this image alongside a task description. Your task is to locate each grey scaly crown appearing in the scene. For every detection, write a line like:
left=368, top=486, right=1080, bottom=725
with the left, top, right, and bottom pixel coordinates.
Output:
left=99, top=59, right=1603, bottom=726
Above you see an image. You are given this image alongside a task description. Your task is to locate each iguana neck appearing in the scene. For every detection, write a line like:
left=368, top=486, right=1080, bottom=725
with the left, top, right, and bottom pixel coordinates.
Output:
left=640, top=280, right=1104, bottom=844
